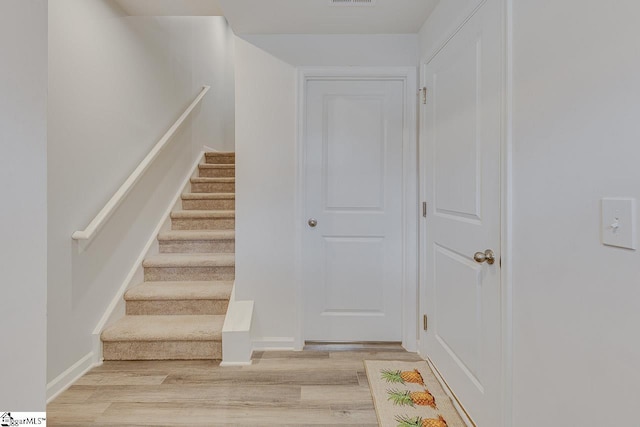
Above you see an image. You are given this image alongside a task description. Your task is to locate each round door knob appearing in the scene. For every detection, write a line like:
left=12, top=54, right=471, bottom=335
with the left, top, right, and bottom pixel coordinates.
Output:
left=473, top=249, right=495, bottom=265
left=308, top=218, right=318, bottom=228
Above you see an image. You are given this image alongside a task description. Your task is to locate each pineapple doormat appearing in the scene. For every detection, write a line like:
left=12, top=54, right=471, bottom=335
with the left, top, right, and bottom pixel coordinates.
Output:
left=364, top=360, right=466, bottom=427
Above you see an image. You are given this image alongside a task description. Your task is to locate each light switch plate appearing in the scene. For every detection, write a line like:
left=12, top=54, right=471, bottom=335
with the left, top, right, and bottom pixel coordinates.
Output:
left=601, top=198, right=636, bottom=250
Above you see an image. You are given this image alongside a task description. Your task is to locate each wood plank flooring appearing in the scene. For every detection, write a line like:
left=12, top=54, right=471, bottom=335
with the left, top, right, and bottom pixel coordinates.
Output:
left=47, top=345, right=422, bottom=426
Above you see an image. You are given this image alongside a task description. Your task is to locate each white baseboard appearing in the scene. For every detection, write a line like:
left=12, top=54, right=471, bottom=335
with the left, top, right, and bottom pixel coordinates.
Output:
left=252, top=337, right=297, bottom=352
left=402, top=337, right=418, bottom=353
left=91, top=151, right=207, bottom=359
left=46, top=352, right=100, bottom=404
left=424, top=355, right=476, bottom=427
left=219, top=361, right=253, bottom=367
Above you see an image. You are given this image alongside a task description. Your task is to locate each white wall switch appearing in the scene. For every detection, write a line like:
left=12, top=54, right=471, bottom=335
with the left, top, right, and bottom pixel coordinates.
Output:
left=601, top=198, right=637, bottom=250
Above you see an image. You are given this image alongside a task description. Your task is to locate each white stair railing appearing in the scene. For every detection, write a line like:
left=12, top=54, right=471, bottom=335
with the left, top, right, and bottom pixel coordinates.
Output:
left=72, top=85, right=210, bottom=243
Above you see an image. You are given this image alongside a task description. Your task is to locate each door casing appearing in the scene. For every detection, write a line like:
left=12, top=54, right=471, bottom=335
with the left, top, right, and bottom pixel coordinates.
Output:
left=295, top=67, right=418, bottom=351
left=417, top=1, right=513, bottom=426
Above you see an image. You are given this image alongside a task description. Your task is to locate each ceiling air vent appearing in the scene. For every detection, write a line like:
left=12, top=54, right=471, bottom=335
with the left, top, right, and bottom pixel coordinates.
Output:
left=329, top=0, right=377, bottom=6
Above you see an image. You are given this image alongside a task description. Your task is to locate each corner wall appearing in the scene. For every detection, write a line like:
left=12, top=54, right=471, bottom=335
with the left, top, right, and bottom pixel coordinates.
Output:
left=0, top=0, right=48, bottom=410
left=47, top=1, right=235, bottom=385
left=233, top=37, right=298, bottom=346
left=233, top=34, right=418, bottom=347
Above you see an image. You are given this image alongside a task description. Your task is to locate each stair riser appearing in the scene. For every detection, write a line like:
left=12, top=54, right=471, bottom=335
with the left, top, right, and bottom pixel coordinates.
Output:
left=171, top=218, right=235, bottom=231
left=205, top=155, right=235, bottom=165
left=159, top=240, right=235, bottom=254
left=199, top=168, right=235, bottom=178
left=182, top=199, right=235, bottom=210
left=144, top=266, right=235, bottom=282
left=191, top=182, right=235, bottom=193
left=126, top=300, right=229, bottom=316
left=103, top=341, right=221, bottom=360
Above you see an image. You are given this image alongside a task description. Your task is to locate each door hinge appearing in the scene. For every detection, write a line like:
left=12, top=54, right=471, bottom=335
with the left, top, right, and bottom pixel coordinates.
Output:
left=423, top=314, right=428, bottom=331
left=422, top=201, right=427, bottom=218
left=418, top=87, right=427, bottom=104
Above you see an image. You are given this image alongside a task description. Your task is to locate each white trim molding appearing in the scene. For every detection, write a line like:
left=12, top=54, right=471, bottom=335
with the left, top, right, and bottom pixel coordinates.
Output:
left=294, top=66, right=418, bottom=351
left=252, top=337, right=297, bottom=352
left=47, top=352, right=100, bottom=404
left=72, top=86, right=210, bottom=246
left=501, top=0, right=514, bottom=425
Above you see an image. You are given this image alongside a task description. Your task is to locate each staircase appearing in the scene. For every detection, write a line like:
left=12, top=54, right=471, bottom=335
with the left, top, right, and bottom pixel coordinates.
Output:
left=101, top=152, right=235, bottom=360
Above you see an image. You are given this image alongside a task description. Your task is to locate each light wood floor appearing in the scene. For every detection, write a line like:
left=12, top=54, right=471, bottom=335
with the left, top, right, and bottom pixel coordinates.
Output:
left=47, top=345, right=422, bottom=426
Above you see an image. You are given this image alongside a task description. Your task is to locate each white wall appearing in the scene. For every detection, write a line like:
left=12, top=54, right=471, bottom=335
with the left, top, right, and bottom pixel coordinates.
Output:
left=419, top=0, right=640, bottom=425
left=243, top=34, right=418, bottom=67
left=234, top=37, right=298, bottom=345
left=418, top=0, right=483, bottom=60
left=47, top=0, right=234, bottom=384
left=233, top=34, right=417, bottom=347
left=0, top=0, right=48, bottom=410
left=511, top=0, right=640, bottom=425
left=191, top=16, right=236, bottom=150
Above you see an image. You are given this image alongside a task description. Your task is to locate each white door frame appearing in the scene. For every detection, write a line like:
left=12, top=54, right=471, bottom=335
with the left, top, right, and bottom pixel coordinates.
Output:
left=294, top=67, right=418, bottom=351
left=417, top=1, right=513, bottom=426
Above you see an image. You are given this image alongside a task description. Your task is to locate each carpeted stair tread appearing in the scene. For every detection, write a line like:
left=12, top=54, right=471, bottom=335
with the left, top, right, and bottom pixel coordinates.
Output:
left=158, top=230, right=235, bottom=241
left=143, top=253, right=235, bottom=268
left=170, top=210, right=235, bottom=219
left=125, top=281, right=233, bottom=301
left=191, top=177, right=235, bottom=183
left=190, top=178, right=235, bottom=193
left=205, top=152, right=235, bottom=161
left=205, top=152, right=235, bottom=156
left=101, top=315, right=224, bottom=342
left=199, top=164, right=235, bottom=169
left=197, top=164, right=235, bottom=177
left=182, top=193, right=235, bottom=200
left=205, top=152, right=235, bottom=165
left=100, top=151, right=235, bottom=361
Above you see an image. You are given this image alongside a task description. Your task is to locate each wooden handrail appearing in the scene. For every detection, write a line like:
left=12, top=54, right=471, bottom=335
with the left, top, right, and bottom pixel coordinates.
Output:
left=72, top=85, right=210, bottom=242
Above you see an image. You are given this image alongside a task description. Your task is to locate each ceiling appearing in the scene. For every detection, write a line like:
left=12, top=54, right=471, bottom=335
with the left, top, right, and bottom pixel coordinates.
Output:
left=219, top=0, right=439, bottom=34
left=115, top=0, right=438, bottom=34
left=115, top=0, right=224, bottom=16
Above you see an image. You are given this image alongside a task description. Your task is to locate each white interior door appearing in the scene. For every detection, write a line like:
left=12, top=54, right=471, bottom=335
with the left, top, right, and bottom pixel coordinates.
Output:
left=420, top=0, right=503, bottom=425
left=303, top=78, right=404, bottom=342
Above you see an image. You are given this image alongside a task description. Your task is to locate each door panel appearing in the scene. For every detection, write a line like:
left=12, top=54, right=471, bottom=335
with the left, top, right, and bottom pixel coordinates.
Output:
left=323, top=237, right=385, bottom=313
left=325, top=96, right=385, bottom=210
left=304, top=79, right=404, bottom=342
left=434, top=245, right=483, bottom=380
left=420, top=0, right=503, bottom=425
left=434, top=37, right=482, bottom=219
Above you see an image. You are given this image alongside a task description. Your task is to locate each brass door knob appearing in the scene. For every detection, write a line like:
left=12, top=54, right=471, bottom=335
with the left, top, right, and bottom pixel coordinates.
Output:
left=308, top=218, right=318, bottom=228
left=473, top=249, right=495, bottom=265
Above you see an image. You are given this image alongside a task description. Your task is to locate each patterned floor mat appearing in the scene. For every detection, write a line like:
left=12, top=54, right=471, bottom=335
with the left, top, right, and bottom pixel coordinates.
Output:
left=364, top=360, right=467, bottom=427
